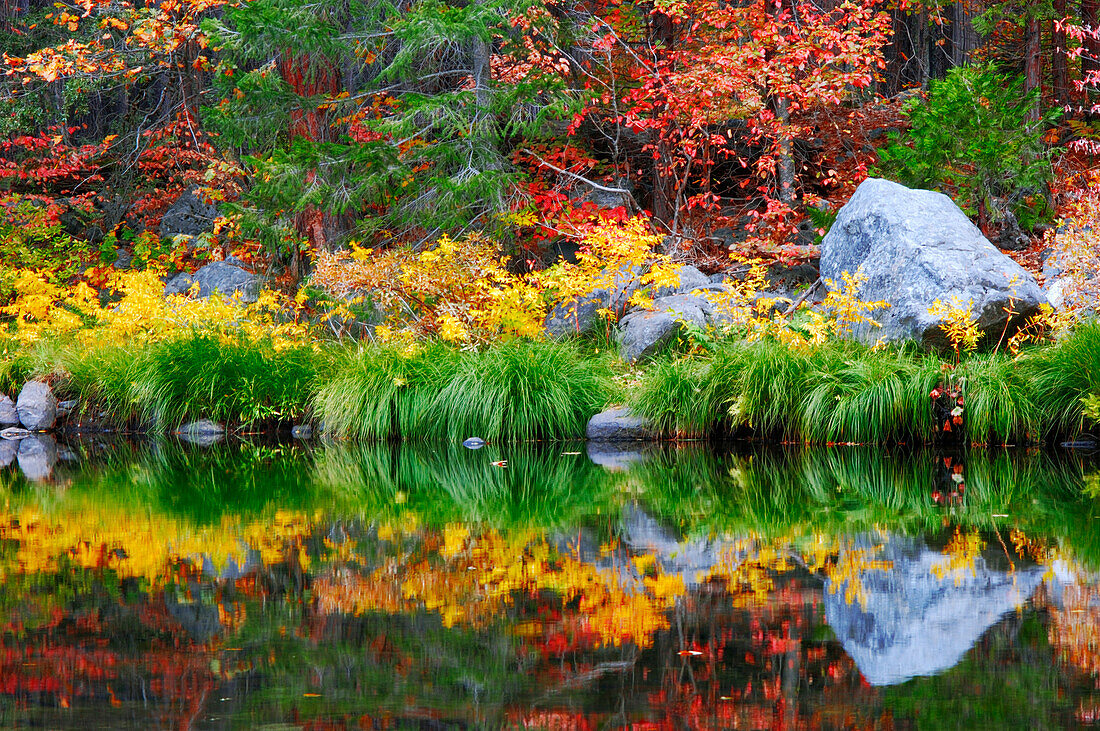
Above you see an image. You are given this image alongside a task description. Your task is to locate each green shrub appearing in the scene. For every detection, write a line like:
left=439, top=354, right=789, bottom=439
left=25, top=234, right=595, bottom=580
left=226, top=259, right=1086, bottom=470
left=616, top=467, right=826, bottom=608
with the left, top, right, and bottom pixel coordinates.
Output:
left=875, top=63, right=1056, bottom=232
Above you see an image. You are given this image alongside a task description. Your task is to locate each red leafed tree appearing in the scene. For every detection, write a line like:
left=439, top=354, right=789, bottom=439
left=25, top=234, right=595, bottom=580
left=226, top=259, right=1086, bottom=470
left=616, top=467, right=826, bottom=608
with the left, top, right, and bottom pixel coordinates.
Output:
left=576, top=0, right=890, bottom=246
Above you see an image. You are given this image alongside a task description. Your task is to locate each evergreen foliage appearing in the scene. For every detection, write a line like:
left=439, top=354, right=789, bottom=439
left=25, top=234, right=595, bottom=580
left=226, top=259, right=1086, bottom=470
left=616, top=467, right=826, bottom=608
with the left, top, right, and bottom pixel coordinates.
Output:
left=876, top=64, right=1057, bottom=230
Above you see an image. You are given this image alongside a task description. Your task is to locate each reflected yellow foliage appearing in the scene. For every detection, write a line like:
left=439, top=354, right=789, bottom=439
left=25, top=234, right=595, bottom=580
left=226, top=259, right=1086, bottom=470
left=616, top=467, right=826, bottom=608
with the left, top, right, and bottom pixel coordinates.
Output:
left=0, top=504, right=316, bottom=581
left=1049, top=583, right=1100, bottom=677
left=703, top=539, right=794, bottom=606
left=931, top=527, right=985, bottom=585
left=313, top=529, right=685, bottom=649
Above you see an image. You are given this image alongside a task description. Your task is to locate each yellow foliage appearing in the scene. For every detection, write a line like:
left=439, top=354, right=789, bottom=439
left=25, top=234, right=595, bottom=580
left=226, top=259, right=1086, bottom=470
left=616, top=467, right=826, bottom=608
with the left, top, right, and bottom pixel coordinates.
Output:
left=534, top=217, right=677, bottom=332
left=928, top=295, right=980, bottom=359
left=311, top=217, right=683, bottom=345
left=698, top=265, right=888, bottom=350
left=0, top=266, right=315, bottom=348
left=823, top=541, right=894, bottom=608
left=311, top=233, right=545, bottom=345
left=812, top=270, right=889, bottom=342
left=1043, top=171, right=1100, bottom=318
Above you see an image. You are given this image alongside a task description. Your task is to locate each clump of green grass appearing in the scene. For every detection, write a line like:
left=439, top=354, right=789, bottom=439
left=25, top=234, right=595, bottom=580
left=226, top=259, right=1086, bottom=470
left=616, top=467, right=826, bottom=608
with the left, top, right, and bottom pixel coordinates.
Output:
left=128, top=333, right=322, bottom=428
left=313, top=343, right=461, bottom=440
left=1024, top=322, right=1100, bottom=436
left=801, top=348, right=919, bottom=443
left=315, top=339, right=612, bottom=441
left=434, top=339, right=611, bottom=441
left=630, top=332, right=1087, bottom=445
left=619, top=354, right=706, bottom=435
left=957, top=354, right=1039, bottom=444
left=709, top=339, right=819, bottom=437
left=0, top=337, right=43, bottom=394
left=60, top=341, right=147, bottom=422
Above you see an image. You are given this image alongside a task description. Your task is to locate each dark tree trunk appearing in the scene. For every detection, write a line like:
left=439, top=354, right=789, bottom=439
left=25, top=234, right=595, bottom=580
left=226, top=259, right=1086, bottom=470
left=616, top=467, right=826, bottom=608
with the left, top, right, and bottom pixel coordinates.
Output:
left=1024, top=15, right=1042, bottom=122
left=649, top=7, right=676, bottom=226
left=1083, top=0, right=1100, bottom=116
left=1052, top=0, right=1069, bottom=107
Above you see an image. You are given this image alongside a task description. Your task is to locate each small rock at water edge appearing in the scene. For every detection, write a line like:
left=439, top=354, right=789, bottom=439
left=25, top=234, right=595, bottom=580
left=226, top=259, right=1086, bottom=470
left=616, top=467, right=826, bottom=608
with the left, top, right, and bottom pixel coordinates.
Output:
left=586, top=406, right=657, bottom=442
left=17, top=435, right=57, bottom=481
left=16, top=381, right=56, bottom=431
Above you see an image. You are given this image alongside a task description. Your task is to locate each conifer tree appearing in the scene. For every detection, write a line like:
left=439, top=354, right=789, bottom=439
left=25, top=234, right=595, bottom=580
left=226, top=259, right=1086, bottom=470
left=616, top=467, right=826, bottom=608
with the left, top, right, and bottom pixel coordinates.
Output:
left=204, top=0, right=577, bottom=253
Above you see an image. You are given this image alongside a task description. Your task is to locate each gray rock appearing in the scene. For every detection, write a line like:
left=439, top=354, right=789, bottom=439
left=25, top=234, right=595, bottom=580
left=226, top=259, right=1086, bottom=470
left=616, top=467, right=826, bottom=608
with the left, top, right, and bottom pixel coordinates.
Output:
left=0, top=395, right=18, bottom=426
left=586, top=406, right=657, bottom=442
left=710, top=227, right=740, bottom=248
left=820, top=178, right=1047, bottom=346
left=618, top=311, right=684, bottom=363
left=544, top=264, right=646, bottom=338
left=176, top=419, right=225, bottom=446
left=17, top=435, right=57, bottom=481
left=16, top=381, right=56, bottom=431
left=694, top=282, right=731, bottom=294
left=159, top=188, right=220, bottom=238
left=1041, top=248, right=1065, bottom=282
left=619, top=503, right=717, bottom=588
left=544, top=289, right=613, bottom=338
left=114, top=248, right=134, bottom=270
left=56, top=399, right=78, bottom=418
left=591, top=179, right=635, bottom=210
left=650, top=294, right=711, bottom=325
left=165, top=261, right=262, bottom=304
left=291, top=424, right=313, bottom=440
left=824, top=532, right=1046, bottom=686
left=166, top=593, right=222, bottom=642
left=653, top=264, right=711, bottom=298
left=765, top=262, right=819, bottom=298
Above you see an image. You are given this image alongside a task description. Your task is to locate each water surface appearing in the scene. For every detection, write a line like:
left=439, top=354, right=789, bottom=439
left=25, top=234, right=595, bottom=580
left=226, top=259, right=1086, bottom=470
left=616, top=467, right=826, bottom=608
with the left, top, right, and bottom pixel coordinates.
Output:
left=0, top=438, right=1098, bottom=728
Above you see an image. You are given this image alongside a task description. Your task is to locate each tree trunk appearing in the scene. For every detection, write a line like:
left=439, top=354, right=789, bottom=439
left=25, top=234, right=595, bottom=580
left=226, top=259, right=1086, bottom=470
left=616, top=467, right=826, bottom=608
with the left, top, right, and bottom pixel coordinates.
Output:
left=774, top=97, right=796, bottom=207
left=649, top=7, right=676, bottom=227
left=950, top=0, right=981, bottom=66
left=769, top=0, right=796, bottom=207
left=278, top=52, right=342, bottom=254
left=1024, top=15, right=1042, bottom=122
left=1083, top=0, right=1100, bottom=116
left=1052, top=0, right=1069, bottom=108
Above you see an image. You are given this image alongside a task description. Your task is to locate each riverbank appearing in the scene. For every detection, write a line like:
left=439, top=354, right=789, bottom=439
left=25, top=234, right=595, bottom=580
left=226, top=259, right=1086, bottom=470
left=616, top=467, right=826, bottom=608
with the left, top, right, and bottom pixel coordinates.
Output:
left=3, top=323, right=1100, bottom=446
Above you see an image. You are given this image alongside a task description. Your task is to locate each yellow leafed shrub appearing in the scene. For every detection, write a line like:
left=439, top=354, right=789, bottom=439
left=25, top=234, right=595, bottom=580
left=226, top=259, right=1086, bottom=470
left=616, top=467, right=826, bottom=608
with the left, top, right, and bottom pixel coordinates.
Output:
left=309, top=217, right=682, bottom=346
left=0, top=266, right=314, bottom=348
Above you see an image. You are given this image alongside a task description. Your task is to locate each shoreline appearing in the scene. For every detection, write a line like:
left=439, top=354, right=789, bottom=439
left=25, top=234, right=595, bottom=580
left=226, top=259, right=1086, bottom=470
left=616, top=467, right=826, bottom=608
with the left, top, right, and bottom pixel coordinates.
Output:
left=1, top=326, right=1097, bottom=448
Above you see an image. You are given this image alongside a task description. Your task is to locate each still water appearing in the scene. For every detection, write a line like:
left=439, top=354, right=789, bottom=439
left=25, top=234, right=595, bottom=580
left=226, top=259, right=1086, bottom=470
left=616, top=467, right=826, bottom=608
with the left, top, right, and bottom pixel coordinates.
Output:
left=0, top=437, right=1098, bottom=728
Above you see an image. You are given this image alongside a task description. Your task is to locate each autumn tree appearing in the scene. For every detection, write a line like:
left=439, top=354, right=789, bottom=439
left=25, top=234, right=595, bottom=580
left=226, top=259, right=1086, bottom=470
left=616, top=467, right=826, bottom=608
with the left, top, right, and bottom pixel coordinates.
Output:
left=560, top=0, right=889, bottom=247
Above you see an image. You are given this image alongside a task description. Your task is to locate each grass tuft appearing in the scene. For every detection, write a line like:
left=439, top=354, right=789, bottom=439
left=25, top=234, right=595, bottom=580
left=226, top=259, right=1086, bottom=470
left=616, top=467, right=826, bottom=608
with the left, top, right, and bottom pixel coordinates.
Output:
left=315, top=339, right=612, bottom=441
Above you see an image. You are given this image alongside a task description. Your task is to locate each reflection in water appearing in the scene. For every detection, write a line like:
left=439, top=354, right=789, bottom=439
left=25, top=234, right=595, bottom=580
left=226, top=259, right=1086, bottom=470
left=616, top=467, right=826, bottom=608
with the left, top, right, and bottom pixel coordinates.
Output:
left=0, top=439, right=1096, bottom=726
left=824, top=532, right=1045, bottom=686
